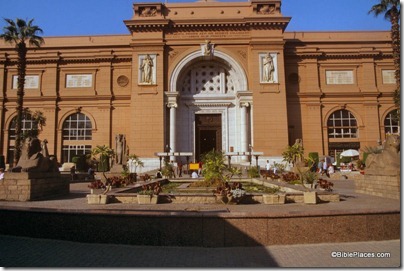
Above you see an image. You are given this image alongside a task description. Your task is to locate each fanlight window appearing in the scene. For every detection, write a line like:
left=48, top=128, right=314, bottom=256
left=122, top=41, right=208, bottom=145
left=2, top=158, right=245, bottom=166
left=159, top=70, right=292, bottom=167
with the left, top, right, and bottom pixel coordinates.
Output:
left=384, top=110, right=400, bottom=135
left=180, top=62, right=235, bottom=95
left=327, top=110, right=358, bottom=138
left=62, top=113, right=92, bottom=140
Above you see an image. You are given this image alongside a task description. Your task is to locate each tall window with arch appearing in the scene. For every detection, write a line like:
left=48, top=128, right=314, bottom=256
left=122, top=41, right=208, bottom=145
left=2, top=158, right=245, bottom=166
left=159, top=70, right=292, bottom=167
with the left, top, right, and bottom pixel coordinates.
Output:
left=62, top=112, right=92, bottom=163
left=327, top=109, right=360, bottom=160
left=384, top=110, right=400, bottom=135
left=7, top=113, right=38, bottom=165
left=327, top=109, right=358, bottom=138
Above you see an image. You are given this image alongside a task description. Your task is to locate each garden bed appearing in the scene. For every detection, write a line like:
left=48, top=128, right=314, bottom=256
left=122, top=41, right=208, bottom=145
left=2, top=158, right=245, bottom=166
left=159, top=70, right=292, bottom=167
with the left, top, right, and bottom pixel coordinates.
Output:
left=108, top=178, right=340, bottom=204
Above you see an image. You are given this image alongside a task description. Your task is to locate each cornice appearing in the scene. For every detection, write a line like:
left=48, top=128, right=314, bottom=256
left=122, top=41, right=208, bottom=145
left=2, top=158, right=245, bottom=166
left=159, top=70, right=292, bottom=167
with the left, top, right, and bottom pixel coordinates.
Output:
left=125, top=17, right=290, bottom=32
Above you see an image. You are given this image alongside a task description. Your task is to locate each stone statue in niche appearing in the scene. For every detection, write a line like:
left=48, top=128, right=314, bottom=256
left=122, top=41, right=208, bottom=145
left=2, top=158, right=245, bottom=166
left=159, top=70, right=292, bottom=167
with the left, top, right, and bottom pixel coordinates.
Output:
left=140, top=54, right=154, bottom=84
left=115, top=134, right=126, bottom=165
left=262, top=53, right=275, bottom=82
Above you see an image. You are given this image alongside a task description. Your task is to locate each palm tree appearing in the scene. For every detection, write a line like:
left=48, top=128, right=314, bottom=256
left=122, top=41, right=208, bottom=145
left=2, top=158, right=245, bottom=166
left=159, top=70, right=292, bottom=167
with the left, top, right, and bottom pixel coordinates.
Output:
left=369, top=1, right=401, bottom=119
left=0, top=18, right=44, bottom=166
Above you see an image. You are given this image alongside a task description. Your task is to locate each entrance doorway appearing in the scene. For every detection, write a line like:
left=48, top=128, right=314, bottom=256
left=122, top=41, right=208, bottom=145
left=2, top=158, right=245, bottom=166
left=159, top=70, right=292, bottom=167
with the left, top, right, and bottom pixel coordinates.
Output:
left=195, top=114, right=222, bottom=160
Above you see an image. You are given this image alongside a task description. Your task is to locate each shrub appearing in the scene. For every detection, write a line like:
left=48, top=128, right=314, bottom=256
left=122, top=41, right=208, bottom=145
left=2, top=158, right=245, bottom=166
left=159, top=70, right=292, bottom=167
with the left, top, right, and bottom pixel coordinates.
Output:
left=88, top=179, right=106, bottom=189
left=247, top=166, right=260, bottom=178
left=281, top=172, right=300, bottom=182
left=72, top=155, right=87, bottom=171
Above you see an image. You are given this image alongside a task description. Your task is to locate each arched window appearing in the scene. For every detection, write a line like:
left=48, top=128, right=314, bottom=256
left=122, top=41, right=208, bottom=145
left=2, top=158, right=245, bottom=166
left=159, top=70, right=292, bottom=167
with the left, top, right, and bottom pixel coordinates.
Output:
left=62, top=112, right=92, bottom=140
left=384, top=110, right=400, bottom=135
left=9, top=113, right=38, bottom=140
left=327, top=109, right=358, bottom=139
left=62, top=113, right=92, bottom=162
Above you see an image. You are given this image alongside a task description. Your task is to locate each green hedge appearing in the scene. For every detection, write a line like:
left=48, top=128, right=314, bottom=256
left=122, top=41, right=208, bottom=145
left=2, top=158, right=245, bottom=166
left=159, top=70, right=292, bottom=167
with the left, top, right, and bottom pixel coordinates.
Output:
left=71, top=155, right=88, bottom=171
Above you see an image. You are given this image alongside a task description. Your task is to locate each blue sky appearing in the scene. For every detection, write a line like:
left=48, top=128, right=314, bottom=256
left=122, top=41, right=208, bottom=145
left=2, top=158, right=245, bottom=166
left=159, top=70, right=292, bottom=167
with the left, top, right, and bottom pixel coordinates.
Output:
left=0, top=0, right=393, bottom=37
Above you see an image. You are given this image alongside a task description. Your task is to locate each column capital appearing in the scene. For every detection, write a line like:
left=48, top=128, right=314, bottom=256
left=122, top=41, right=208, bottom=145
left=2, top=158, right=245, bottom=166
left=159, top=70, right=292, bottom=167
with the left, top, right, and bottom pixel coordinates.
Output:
left=240, top=101, right=250, bottom=108
left=167, top=102, right=178, bottom=108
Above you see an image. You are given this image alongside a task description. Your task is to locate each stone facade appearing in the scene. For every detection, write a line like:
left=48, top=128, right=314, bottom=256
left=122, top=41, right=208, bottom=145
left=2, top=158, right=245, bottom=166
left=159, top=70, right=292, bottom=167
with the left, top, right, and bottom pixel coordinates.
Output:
left=0, top=172, right=69, bottom=201
left=0, top=0, right=397, bottom=170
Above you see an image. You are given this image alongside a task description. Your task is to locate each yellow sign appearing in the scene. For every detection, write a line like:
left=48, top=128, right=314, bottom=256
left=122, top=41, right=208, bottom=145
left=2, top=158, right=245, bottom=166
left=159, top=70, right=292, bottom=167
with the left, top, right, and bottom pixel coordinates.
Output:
left=189, top=163, right=199, bottom=170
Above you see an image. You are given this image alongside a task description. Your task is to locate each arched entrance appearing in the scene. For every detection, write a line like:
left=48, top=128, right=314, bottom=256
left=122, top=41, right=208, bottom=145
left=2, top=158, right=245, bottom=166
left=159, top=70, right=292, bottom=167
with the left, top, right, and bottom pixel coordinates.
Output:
left=167, top=50, right=251, bottom=162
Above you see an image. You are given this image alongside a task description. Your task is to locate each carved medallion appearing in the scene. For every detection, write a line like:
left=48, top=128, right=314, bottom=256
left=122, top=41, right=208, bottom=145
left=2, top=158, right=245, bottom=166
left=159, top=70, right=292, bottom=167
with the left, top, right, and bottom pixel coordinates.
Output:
left=117, top=75, right=129, bottom=87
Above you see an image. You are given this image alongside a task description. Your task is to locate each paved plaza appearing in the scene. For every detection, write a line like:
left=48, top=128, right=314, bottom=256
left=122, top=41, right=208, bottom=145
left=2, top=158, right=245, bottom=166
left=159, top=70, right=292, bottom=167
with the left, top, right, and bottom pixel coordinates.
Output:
left=0, top=234, right=399, bottom=267
left=0, top=177, right=401, bottom=268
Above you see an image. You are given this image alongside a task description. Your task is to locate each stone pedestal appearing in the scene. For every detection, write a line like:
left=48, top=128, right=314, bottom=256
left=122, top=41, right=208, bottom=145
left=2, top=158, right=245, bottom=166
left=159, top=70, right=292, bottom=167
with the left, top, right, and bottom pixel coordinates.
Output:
left=0, top=172, right=69, bottom=201
left=87, top=194, right=109, bottom=204
left=355, top=169, right=400, bottom=200
left=110, top=164, right=125, bottom=174
left=303, top=191, right=317, bottom=204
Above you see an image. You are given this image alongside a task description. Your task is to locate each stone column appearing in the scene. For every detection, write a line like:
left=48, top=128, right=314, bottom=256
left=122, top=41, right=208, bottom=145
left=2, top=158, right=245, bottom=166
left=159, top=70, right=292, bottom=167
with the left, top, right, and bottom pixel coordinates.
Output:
left=240, top=102, right=249, bottom=161
left=167, top=102, right=177, bottom=161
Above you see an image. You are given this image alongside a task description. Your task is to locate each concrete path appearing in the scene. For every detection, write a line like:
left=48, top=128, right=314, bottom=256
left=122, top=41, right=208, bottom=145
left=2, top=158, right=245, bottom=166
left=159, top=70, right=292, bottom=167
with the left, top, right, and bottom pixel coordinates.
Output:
left=0, top=234, right=399, bottom=268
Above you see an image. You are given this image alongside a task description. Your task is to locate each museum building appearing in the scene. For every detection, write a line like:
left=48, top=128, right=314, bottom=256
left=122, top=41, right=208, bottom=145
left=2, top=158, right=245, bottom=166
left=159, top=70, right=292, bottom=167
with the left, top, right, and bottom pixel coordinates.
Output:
left=0, top=0, right=399, bottom=169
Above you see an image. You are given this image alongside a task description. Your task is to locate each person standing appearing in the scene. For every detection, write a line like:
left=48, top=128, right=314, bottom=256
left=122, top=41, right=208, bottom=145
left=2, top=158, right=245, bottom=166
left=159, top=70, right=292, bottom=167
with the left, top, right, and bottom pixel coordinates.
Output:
left=177, top=160, right=183, bottom=177
left=317, top=159, right=323, bottom=174
left=322, top=159, right=328, bottom=177
left=266, top=160, right=270, bottom=174
left=198, top=161, right=202, bottom=176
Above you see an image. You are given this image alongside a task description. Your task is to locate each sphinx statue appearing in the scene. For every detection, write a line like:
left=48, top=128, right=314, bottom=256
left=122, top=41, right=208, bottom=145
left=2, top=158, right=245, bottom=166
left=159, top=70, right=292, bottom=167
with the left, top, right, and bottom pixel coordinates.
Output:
left=11, top=137, right=59, bottom=173
left=365, top=134, right=400, bottom=172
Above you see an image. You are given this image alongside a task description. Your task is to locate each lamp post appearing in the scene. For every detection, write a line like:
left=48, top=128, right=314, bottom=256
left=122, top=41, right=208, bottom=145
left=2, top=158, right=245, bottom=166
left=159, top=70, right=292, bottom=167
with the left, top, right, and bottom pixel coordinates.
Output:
left=165, top=145, right=170, bottom=163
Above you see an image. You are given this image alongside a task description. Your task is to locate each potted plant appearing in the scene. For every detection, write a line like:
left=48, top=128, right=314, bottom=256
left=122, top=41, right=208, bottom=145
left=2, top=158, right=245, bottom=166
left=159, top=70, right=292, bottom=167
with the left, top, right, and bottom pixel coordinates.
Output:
left=283, top=141, right=318, bottom=204
left=87, top=180, right=111, bottom=204
left=137, top=183, right=162, bottom=204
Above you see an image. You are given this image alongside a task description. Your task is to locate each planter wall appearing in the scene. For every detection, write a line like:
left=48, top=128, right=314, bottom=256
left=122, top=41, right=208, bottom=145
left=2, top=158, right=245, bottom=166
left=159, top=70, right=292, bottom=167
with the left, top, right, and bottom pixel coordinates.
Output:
left=0, top=209, right=399, bottom=247
left=262, top=194, right=285, bottom=204
left=137, top=195, right=158, bottom=204
left=0, top=172, right=69, bottom=201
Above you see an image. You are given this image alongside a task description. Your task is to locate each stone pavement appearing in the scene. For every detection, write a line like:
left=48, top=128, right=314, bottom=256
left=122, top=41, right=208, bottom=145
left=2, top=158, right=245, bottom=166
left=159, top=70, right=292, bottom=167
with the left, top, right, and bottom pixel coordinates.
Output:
left=0, top=234, right=399, bottom=267
left=0, top=176, right=401, bottom=268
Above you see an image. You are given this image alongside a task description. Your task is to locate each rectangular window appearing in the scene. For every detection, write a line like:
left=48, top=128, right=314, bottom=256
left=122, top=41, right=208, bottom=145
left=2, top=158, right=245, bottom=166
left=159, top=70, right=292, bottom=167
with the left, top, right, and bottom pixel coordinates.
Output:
left=62, top=145, right=92, bottom=163
left=12, top=75, right=40, bottom=89
left=66, top=74, right=93, bottom=88
left=326, top=71, right=354, bottom=85
left=382, top=70, right=396, bottom=84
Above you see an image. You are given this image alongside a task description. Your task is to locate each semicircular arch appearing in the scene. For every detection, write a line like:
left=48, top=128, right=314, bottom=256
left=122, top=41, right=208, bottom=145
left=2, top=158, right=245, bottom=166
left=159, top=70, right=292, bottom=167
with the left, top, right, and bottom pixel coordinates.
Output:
left=170, top=50, right=248, bottom=93
left=58, top=110, right=97, bottom=131
left=323, top=106, right=364, bottom=128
